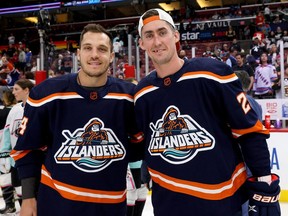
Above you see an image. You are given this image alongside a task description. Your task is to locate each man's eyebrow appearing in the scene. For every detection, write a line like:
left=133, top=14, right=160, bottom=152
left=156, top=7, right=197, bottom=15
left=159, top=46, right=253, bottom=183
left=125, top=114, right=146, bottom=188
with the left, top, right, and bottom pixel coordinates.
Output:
left=81, top=43, right=92, bottom=46
left=143, top=27, right=167, bottom=34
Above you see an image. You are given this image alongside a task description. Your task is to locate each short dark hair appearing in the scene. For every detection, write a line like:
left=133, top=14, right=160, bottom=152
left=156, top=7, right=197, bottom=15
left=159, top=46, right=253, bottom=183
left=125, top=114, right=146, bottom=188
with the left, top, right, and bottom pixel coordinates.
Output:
left=234, top=70, right=251, bottom=92
left=79, top=24, right=113, bottom=52
left=235, top=53, right=245, bottom=58
left=15, top=79, right=34, bottom=91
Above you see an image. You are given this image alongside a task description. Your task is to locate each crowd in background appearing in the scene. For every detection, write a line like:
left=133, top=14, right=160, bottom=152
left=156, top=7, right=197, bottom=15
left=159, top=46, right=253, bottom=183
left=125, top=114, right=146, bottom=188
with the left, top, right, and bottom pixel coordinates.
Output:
left=0, top=3, right=287, bottom=102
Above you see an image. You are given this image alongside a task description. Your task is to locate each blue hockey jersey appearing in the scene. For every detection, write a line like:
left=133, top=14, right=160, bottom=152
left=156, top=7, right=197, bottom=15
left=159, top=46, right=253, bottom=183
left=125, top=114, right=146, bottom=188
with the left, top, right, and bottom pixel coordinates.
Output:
left=134, top=57, right=271, bottom=216
left=11, top=73, right=143, bottom=216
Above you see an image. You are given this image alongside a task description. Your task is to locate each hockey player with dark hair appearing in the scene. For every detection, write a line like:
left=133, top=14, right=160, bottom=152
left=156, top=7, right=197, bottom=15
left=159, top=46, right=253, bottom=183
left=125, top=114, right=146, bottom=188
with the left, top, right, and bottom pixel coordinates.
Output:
left=134, top=8, right=280, bottom=216
left=11, top=23, right=143, bottom=216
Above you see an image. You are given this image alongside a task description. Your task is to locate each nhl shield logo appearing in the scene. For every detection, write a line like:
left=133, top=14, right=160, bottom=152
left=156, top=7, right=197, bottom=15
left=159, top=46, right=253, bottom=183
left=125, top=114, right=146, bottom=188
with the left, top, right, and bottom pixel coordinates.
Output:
left=54, top=118, right=126, bottom=172
left=149, top=106, right=215, bottom=164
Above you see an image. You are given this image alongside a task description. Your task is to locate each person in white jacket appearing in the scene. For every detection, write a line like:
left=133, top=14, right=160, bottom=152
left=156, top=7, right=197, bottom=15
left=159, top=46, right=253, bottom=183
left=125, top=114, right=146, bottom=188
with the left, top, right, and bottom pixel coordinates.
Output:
left=0, top=79, right=34, bottom=214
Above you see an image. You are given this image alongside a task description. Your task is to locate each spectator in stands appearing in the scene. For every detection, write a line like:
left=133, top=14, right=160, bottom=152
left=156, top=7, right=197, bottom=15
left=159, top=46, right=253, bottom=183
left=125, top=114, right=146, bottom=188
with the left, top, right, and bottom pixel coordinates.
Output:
left=116, top=62, right=124, bottom=75
left=258, top=20, right=271, bottom=37
left=221, top=43, right=230, bottom=52
left=264, top=5, right=271, bottom=23
left=266, top=31, right=277, bottom=48
left=282, top=30, right=288, bottom=49
left=113, top=39, right=123, bottom=60
left=18, top=42, right=24, bottom=51
left=255, top=11, right=265, bottom=30
left=0, top=56, right=20, bottom=88
left=181, top=40, right=191, bottom=50
left=229, top=47, right=238, bottom=68
left=230, top=38, right=241, bottom=52
left=23, top=71, right=36, bottom=85
left=233, top=53, right=255, bottom=93
left=253, top=52, right=278, bottom=98
left=17, top=47, right=26, bottom=71
left=250, top=36, right=266, bottom=62
left=268, top=43, right=279, bottom=67
left=211, top=11, right=221, bottom=20
left=7, top=33, right=15, bottom=45
left=275, top=26, right=283, bottom=43
left=62, top=51, right=73, bottom=74
left=119, top=30, right=128, bottom=55
left=273, top=14, right=282, bottom=24
left=116, top=73, right=125, bottom=80
left=244, top=24, right=252, bottom=40
left=113, top=33, right=120, bottom=43
left=6, top=44, right=16, bottom=59
left=202, top=46, right=214, bottom=58
left=221, top=43, right=230, bottom=53
left=25, top=47, right=32, bottom=70
left=220, top=51, right=232, bottom=67
left=30, top=60, right=37, bottom=73
left=226, top=25, right=236, bottom=41
left=212, top=48, right=222, bottom=61
left=246, top=54, right=258, bottom=71
left=48, top=70, right=56, bottom=78
left=11, top=50, right=19, bottom=67
left=178, top=49, right=188, bottom=60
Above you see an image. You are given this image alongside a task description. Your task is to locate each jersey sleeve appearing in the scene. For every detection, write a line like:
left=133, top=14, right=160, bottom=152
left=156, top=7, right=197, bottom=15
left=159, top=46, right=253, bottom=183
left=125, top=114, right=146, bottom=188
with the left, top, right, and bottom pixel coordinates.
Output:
left=11, top=88, right=49, bottom=179
left=220, top=66, right=271, bottom=177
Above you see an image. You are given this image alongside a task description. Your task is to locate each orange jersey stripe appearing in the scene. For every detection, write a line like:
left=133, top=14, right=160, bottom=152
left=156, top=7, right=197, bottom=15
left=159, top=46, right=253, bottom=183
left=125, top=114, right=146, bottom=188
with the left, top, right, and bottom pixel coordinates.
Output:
left=149, top=163, right=247, bottom=200
left=135, top=72, right=237, bottom=104
left=41, top=166, right=126, bottom=204
left=103, top=92, right=133, bottom=102
left=10, top=149, right=31, bottom=161
left=231, top=120, right=269, bottom=138
left=134, top=85, right=159, bottom=104
left=28, top=92, right=83, bottom=107
left=179, top=71, right=238, bottom=83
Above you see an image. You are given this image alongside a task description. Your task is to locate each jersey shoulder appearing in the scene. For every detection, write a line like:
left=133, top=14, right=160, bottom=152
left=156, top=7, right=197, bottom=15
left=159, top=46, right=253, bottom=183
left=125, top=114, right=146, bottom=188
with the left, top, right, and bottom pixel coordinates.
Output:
left=29, top=74, right=76, bottom=100
left=108, top=76, right=136, bottom=95
left=188, top=57, right=234, bottom=76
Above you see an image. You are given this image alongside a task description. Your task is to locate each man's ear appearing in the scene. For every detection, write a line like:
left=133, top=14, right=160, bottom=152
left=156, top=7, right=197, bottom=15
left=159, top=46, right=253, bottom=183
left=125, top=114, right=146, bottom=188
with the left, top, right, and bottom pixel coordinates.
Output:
left=77, top=48, right=80, bottom=61
left=174, top=31, right=180, bottom=43
left=138, top=38, right=146, bottom=51
left=110, top=52, right=115, bottom=63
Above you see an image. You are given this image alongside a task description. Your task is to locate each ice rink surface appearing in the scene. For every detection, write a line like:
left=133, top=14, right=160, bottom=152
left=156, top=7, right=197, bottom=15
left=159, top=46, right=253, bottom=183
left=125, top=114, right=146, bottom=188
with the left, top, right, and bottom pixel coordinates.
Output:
left=0, top=193, right=286, bottom=215
left=142, top=194, right=288, bottom=216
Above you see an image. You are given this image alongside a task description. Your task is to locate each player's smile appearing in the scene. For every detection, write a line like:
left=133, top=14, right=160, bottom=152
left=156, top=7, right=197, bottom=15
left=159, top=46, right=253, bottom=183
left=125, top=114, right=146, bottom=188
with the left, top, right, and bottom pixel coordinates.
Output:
left=153, top=48, right=165, bottom=54
left=89, top=61, right=101, bottom=66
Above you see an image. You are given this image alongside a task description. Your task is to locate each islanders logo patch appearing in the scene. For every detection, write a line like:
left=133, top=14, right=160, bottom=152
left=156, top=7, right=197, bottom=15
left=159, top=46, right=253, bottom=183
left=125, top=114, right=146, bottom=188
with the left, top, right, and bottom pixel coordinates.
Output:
left=54, top=118, right=126, bottom=172
left=149, top=106, right=215, bottom=164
